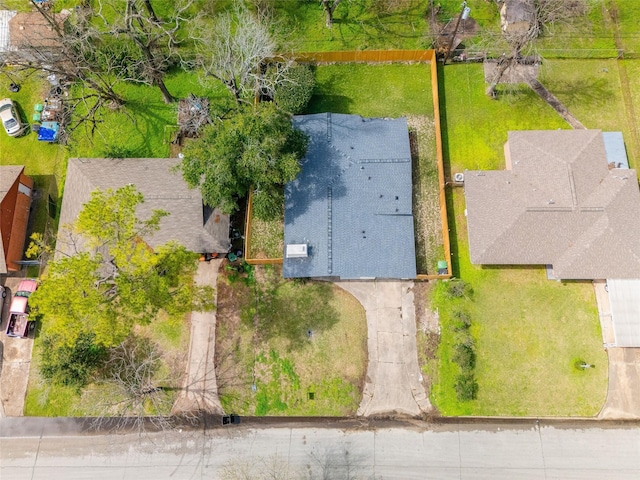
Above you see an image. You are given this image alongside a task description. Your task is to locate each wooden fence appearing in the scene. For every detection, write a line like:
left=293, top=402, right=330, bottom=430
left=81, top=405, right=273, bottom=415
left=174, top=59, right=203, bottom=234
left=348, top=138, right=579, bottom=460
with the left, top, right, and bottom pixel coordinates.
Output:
left=245, top=50, right=452, bottom=280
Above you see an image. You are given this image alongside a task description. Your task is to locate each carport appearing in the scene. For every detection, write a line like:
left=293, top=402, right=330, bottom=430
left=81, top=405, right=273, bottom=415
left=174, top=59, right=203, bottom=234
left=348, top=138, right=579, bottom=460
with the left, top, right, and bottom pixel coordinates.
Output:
left=606, top=279, right=640, bottom=347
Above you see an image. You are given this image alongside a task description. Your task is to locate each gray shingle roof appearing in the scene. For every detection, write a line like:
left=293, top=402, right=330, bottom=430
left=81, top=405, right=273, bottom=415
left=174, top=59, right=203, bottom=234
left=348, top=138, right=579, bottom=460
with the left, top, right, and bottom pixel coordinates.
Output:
left=464, top=130, right=640, bottom=279
left=56, top=158, right=229, bottom=259
left=284, top=113, right=416, bottom=280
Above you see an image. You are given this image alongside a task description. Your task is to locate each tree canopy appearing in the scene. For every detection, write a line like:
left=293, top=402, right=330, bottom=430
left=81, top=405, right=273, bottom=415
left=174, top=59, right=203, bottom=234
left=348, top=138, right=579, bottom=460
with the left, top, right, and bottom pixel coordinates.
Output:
left=179, top=102, right=308, bottom=220
left=30, top=185, right=213, bottom=348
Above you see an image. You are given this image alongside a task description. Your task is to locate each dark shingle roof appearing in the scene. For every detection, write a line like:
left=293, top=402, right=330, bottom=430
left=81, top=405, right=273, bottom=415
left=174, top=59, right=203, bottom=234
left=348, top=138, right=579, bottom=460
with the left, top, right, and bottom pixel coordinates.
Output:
left=56, top=158, right=229, bottom=258
left=464, top=130, right=640, bottom=279
left=284, top=113, right=416, bottom=279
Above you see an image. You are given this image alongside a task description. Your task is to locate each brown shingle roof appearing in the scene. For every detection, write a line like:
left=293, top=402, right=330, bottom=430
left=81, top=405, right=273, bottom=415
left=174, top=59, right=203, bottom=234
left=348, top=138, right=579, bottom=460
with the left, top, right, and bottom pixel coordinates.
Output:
left=464, top=130, right=640, bottom=279
left=56, top=158, right=229, bottom=259
left=9, top=11, right=68, bottom=49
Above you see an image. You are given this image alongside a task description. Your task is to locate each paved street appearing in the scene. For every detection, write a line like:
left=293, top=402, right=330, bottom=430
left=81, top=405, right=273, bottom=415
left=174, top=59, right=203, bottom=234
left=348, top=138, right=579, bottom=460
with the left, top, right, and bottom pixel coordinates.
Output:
left=1, top=419, right=639, bottom=479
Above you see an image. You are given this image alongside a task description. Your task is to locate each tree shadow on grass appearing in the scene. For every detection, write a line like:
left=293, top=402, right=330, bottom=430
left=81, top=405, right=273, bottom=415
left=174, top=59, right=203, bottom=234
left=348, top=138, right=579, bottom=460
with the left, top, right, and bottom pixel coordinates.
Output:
left=543, top=76, right=614, bottom=109
left=256, top=279, right=341, bottom=349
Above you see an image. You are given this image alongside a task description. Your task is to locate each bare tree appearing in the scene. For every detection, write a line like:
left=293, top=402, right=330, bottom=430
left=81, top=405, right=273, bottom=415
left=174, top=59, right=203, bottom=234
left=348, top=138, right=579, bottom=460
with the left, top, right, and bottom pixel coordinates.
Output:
left=485, top=0, right=588, bottom=97
left=321, top=0, right=343, bottom=28
left=89, top=336, right=178, bottom=433
left=190, top=5, right=291, bottom=103
left=94, top=0, right=195, bottom=104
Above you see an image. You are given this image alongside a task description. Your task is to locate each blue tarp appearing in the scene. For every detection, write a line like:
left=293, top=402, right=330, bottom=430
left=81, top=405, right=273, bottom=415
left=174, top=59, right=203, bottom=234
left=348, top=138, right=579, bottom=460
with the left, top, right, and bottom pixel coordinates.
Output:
left=38, top=121, right=59, bottom=142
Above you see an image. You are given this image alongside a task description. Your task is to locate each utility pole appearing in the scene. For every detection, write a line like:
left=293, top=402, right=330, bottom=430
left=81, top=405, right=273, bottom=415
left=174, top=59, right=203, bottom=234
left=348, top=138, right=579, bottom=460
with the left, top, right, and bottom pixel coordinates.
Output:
left=444, top=1, right=471, bottom=63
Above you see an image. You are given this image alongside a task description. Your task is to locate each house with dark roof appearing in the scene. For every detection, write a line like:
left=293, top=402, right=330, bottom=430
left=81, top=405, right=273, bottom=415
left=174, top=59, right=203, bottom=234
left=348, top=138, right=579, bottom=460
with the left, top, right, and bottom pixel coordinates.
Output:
left=284, top=113, right=416, bottom=280
left=0, top=166, right=33, bottom=274
left=464, top=130, right=640, bottom=280
left=56, top=158, right=229, bottom=259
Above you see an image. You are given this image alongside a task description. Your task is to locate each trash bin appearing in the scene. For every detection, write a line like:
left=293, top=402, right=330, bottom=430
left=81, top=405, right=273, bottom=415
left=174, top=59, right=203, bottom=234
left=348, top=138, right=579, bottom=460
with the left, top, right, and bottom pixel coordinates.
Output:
left=34, top=103, right=44, bottom=112
left=437, top=260, right=448, bottom=275
left=32, top=113, right=41, bottom=122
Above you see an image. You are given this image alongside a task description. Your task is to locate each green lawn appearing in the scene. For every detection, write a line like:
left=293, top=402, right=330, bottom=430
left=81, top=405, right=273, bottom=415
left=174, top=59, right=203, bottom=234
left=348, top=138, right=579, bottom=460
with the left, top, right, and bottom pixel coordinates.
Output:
left=216, top=265, right=367, bottom=416
left=68, top=70, right=228, bottom=158
left=273, top=0, right=430, bottom=52
left=246, top=206, right=284, bottom=259
left=431, top=61, right=611, bottom=416
left=440, top=63, right=568, bottom=176
left=308, top=63, right=434, bottom=117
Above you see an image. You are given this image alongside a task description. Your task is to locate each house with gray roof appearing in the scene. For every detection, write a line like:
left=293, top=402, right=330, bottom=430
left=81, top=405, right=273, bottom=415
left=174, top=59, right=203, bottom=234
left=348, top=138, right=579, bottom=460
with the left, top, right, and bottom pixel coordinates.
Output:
left=284, top=113, right=416, bottom=280
left=56, top=158, right=229, bottom=259
left=464, top=130, right=640, bottom=280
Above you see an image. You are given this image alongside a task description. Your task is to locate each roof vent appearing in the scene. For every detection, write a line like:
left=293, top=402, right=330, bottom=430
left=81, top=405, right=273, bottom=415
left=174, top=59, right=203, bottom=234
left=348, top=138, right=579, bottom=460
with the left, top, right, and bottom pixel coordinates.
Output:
left=286, top=244, right=308, bottom=259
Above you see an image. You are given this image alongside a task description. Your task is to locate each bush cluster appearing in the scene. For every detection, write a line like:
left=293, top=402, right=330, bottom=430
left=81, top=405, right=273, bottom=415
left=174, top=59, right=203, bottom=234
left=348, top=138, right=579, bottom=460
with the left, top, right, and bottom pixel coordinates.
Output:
left=450, top=308, right=478, bottom=401
left=274, top=65, right=316, bottom=114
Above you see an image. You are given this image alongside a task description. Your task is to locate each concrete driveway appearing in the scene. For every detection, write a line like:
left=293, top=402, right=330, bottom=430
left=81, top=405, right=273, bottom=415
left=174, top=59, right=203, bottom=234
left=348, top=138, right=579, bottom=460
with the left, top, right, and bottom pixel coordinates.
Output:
left=0, top=277, right=33, bottom=417
left=592, top=281, right=640, bottom=419
left=336, top=280, right=431, bottom=417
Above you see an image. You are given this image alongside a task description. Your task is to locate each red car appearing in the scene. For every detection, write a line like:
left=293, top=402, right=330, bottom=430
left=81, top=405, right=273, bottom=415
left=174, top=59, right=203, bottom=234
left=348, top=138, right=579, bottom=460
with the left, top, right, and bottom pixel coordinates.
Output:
left=6, top=279, right=38, bottom=338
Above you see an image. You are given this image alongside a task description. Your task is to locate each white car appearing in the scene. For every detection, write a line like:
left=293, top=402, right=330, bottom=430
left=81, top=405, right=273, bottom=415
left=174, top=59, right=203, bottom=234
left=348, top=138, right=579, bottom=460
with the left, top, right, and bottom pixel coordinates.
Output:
left=0, top=98, right=25, bottom=137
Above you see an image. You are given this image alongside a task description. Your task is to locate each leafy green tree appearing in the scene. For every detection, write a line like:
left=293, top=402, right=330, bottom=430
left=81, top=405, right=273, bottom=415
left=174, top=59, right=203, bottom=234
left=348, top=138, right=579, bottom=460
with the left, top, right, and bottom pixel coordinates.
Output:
left=30, top=185, right=214, bottom=348
left=40, top=332, right=108, bottom=389
left=180, top=102, right=307, bottom=220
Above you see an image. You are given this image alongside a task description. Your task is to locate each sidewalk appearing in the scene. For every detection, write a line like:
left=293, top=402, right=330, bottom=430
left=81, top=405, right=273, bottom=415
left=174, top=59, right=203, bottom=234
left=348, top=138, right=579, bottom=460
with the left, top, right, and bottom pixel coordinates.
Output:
left=172, top=260, right=224, bottom=415
left=336, top=280, right=431, bottom=417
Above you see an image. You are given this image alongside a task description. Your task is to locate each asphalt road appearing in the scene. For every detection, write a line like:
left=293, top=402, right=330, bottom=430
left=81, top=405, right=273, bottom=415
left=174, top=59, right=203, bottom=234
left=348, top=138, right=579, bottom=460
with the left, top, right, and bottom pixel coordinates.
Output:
left=1, top=419, right=639, bottom=479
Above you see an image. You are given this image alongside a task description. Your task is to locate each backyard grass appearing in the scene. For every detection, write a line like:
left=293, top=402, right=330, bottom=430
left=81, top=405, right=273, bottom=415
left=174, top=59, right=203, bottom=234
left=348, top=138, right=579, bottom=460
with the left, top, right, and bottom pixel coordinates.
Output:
left=215, top=264, right=367, bottom=416
left=68, top=69, right=228, bottom=158
left=273, top=0, right=430, bottom=52
left=539, top=59, right=639, bottom=167
left=308, top=63, right=434, bottom=117
left=440, top=63, right=568, bottom=176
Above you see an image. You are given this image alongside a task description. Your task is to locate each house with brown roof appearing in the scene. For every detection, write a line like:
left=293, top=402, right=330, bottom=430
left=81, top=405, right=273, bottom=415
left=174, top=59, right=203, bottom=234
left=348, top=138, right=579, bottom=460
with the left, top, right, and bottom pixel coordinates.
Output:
left=464, top=130, right=640, bottom=280
left=6, top=10, right=69, bottom=63
left=500, top=0, right=535, bottom=34
left=0, top=166, right=33, bottom=274
left=56, top=158, right=230, bottom=259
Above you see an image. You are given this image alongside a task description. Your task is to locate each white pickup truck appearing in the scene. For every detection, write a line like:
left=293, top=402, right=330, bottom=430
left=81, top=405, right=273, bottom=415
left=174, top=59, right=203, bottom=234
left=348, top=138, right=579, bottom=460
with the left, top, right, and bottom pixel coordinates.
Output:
left=6, top=279, right=38, bottom=338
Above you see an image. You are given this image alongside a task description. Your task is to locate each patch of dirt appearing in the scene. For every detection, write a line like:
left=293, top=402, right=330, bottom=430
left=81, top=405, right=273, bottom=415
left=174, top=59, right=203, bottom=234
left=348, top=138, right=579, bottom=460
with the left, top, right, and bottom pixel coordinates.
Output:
left=413, top=281, right=441, bottom=402
left=413, top=281, right=439, bottom=335
left=407, top=115, right=443, bottom=274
